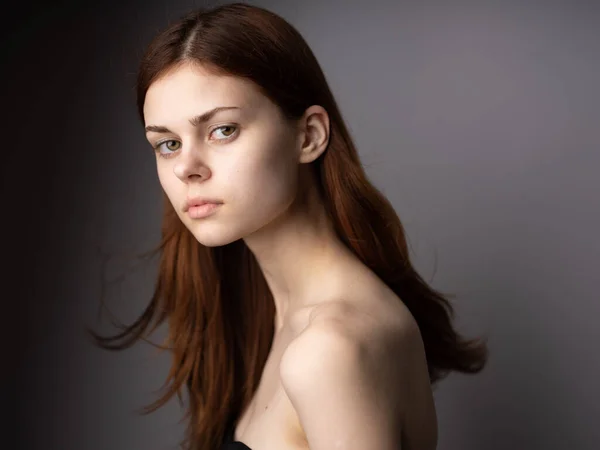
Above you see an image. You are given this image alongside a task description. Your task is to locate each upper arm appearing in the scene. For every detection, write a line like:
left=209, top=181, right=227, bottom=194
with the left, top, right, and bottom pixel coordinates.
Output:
left=279, top=314, right=411, bottom=450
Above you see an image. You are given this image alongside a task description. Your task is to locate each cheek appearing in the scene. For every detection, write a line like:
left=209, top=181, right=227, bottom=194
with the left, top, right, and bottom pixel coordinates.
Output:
left=156, top=164, right=181, bottom=205
left=229, top=148, right=298, bottom=208
left=156, top=166, right=171, bottom=193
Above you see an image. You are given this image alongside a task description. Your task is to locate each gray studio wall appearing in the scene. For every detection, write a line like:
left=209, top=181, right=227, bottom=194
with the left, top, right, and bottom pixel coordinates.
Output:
left=17, top=0, right=599, bottom=449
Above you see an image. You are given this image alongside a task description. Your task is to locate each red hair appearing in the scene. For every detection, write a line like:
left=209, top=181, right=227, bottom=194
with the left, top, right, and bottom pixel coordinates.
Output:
left=89, top=3, right=488, bottom=449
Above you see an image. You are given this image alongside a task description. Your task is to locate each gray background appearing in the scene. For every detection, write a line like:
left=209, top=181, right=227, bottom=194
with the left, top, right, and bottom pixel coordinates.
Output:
left=5, top=0, right=599, bottom=449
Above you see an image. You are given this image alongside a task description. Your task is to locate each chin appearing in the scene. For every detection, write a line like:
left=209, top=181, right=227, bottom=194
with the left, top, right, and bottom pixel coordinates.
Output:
left=195, top=237, right=235, bottom=248
left=188, top=230, right=239, bottom=248
left=184, top=222, right=242, bottom=248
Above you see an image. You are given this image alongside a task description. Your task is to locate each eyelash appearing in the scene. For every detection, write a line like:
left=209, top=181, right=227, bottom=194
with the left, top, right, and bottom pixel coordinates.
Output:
left=152, top=125, right=239, bottom=158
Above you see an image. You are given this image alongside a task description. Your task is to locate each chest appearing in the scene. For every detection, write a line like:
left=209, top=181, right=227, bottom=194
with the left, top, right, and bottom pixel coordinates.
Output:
left=234, top=311, right=311, bottom=449
left=233, top=280, right=416, bottom=449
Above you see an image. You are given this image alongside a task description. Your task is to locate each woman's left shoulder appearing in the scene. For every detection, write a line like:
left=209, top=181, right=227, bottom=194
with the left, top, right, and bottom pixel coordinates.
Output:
left=283, top=294, right=420, bottom=380
left=278, top=297, right=415, bottom=450
left=308, top=294, right=420, bottom=347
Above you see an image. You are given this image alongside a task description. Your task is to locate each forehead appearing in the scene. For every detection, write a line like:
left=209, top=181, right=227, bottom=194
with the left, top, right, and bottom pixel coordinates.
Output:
left=143, top=64, right=264, bottom=122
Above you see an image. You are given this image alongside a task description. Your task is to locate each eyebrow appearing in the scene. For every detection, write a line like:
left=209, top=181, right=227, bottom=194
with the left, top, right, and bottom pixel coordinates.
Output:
left=144, top=106, right=241, bottom=134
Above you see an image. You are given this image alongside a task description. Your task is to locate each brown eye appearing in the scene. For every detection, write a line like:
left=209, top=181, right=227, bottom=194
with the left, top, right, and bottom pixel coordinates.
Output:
left=210, top=125, right=238, bottom=142
left=165, top=140, right=181, bottom=151
left=154, top=139, right=181, bottom=158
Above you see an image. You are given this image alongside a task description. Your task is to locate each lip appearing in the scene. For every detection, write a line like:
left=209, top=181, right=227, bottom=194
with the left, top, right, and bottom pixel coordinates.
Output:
left=184, top=197, right=223, bottom=212
left=187, top=202, right=221, bottom=219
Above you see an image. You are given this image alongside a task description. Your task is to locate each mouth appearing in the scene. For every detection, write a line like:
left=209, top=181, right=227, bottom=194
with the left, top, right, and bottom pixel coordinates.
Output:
left=184, top=197, right=223, bottom=211
left=186, top=202, right=222, bottom=219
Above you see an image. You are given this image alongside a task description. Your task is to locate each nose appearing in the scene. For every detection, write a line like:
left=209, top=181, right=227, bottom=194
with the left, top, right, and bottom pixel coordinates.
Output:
left=172, top=146, right=212, bottom=182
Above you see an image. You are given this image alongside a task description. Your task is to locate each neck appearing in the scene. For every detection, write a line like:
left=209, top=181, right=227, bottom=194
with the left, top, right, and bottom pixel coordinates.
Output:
left=243, top=178, right=356, bottom=331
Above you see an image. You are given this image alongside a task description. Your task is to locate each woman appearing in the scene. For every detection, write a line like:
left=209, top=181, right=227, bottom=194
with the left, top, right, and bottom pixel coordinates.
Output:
left=91, top=3, right=488, bottom=450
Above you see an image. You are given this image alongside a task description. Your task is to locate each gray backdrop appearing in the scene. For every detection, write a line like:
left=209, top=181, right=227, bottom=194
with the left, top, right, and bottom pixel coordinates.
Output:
left=6, top=0, right=599, bottom=449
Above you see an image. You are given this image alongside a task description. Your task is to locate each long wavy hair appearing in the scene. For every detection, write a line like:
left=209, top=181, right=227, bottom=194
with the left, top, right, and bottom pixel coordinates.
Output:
left=89, top=3, right=489, bottom=449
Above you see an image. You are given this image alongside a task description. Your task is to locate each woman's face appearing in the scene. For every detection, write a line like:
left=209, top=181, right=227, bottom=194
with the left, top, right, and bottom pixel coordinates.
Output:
left=143, top=63, right=303, bottom=247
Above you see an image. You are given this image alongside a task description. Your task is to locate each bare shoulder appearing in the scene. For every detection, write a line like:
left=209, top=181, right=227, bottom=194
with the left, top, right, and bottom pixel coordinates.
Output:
left=278, top=298, right=425, bottom=450
left=297, top=296, right=421, bottom=358
left=281, top=297, right=421, bottom=391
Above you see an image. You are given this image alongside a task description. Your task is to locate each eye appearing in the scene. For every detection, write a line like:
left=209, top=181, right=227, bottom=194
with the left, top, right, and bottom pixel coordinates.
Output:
left=152, top=125, right=238, bottom=158
left=210, top=125, right=238, bottom=142
left=154, top=139, right=181, bottom=157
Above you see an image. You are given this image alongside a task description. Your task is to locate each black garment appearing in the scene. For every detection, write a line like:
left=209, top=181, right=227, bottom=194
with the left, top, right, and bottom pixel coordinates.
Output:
left=221, top=420, right=252, bottom=450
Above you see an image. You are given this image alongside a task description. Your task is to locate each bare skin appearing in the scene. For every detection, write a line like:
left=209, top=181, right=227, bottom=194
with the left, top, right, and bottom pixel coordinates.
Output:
left=233, top=260, right=438, bottom=450
left=143, top=63, right=437, bottom=449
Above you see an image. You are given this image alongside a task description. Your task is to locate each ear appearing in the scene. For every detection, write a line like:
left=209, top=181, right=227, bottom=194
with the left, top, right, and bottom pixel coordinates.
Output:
left=296, top=105, right=330, bottom=164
